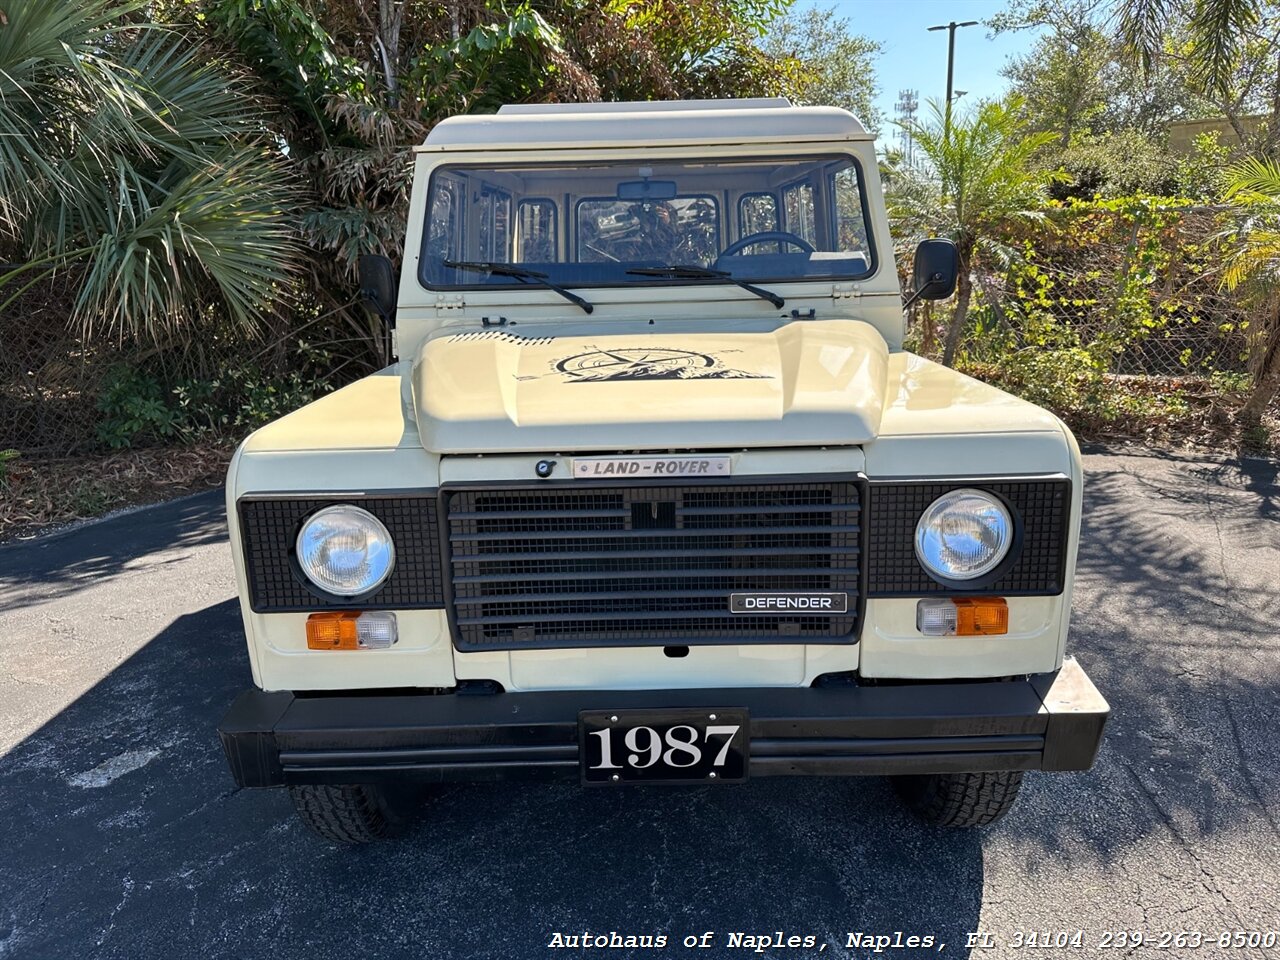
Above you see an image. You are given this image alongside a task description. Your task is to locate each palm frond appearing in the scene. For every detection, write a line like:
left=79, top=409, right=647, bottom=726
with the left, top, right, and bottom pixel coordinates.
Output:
left=1222, top=157, right=1280, bottom=202
left=72, top=149, right=300, bottom=342
left=0, top=0, right=303, bottom=344
left=1116, top=0, right=1172, bottom=76
left=1187, top=0, right=1259, bottom=97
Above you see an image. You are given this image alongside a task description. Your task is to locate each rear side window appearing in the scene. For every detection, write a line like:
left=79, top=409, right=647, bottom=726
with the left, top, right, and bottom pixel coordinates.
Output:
left=476, top=187, right=512, bottom=262
left=517, top=199, right=558, bottom=261
left=831, top=165, right=870, bottom=254
left=738, top=193, right=778, bottom=235
left=782, top=181, right=816, bottom=244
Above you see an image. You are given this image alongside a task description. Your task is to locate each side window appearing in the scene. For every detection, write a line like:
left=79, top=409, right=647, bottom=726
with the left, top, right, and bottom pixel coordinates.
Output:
left=426, top=175, right=465, bottom=264
left=830, top=165, right=870, bottom=253
left=738, top=193, right=778, bottom=236
left=516, top=199, right=557, bottom=262
left=781, top=181, right=816, bottom=244
left=476, top=186, right=512, bottom=262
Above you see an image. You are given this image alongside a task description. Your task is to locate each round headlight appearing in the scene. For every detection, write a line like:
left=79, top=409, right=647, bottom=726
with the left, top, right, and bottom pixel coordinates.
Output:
left=914, top=488, right=1013, bottom=582
left=295, top=505, right=395, bottom=597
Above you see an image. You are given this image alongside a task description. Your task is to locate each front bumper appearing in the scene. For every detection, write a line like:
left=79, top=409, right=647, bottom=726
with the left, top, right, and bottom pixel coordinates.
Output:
left=218, top=657, right=1108, bottom=788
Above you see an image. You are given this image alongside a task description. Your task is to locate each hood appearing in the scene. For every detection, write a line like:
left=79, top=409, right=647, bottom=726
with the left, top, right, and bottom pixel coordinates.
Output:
left=412, top=319, right=889, bottom=453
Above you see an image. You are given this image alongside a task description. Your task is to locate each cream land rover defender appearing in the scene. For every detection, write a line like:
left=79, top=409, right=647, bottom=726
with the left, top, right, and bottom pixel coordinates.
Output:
left=218, top=99, right=1109, bottom=843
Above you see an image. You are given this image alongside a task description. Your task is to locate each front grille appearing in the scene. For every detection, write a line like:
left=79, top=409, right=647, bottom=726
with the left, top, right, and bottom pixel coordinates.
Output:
left=443, top=478, right=864, bottom=650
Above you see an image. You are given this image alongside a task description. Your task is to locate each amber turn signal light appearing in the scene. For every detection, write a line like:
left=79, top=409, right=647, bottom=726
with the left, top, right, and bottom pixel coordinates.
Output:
left=916, top=598, right=1008, bottom=636
left=305, top=611, right=398, bottom=650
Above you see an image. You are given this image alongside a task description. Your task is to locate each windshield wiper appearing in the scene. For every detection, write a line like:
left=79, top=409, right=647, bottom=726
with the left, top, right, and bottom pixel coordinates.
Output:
left=626, top=264, right=785, bottom=309
left=443, top=260, right=593, bottom=314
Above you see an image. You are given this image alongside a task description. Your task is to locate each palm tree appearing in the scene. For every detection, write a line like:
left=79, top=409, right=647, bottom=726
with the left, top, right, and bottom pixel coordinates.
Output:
left=0, top=0, right=300, bottom=343
left=897, top=96, right=1059, bottom=366
left=1220, top=157, right=1280, bottom=420
left=1118, top=0, right=1259, bottom=99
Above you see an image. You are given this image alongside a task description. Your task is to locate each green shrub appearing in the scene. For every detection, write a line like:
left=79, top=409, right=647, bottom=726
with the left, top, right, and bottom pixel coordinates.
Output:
left=94, top=342, right=336, bottom=449
left=96, top=368, right=186, bottom=448
left=992, top=348, right=1104, bottom=412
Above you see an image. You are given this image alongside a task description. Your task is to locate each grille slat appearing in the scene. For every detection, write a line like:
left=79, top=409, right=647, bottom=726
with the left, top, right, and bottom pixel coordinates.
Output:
left=455, top=545, right=861, bottom=562
left=457, top=608, right=848, bottom=626
left=454, top=587, right=856, bottom=606
left=678, top=502, right=858, bottom=516
left=447, top=508, right=631, bottom=520
left=450, top=523, right=860, bottom=543
left=454, top=565, right=856, bottom=584
left=444, top=478, right=863, bottom=650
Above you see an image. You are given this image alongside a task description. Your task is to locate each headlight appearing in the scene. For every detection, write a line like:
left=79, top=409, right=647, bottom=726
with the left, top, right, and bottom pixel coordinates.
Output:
left=914, top=488, right=1013, bottom=582
left=295, top=505, right=395, bottom=596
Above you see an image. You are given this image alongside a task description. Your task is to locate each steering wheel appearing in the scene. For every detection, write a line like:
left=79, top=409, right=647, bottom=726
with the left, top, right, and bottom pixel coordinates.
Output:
left=719, top=230, right=815, bottom=258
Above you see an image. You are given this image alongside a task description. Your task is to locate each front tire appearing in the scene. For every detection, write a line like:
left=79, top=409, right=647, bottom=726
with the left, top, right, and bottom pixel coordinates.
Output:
left=288, top=783, right=419, bottom=843
left=891, top=770, right=1024, bottom=827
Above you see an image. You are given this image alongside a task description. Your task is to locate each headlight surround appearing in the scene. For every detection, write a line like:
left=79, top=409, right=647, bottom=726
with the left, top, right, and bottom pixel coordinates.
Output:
left=295, top=505, right=395, bottom=597
left=914, top=488, right=1014, bottom=583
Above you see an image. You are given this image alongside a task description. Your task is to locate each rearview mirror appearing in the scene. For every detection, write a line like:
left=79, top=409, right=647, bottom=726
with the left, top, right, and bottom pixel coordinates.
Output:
left=911, top=238, right=958, bottom=302
left=358, top=254, right=397, bottom=323
left=616, top=179, right=678, bottom=202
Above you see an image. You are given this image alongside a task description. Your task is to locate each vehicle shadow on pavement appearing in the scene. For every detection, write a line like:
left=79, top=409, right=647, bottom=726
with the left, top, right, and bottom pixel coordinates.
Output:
left=1003, top=451, right=1280, bottom=877
left=0, top=596, right=985, bottom=959
left=0, top=493, right=227, bottom=613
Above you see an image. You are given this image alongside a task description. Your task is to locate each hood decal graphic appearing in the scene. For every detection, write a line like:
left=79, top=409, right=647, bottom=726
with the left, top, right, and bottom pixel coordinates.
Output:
left=544, top=347, right=772, bottom=383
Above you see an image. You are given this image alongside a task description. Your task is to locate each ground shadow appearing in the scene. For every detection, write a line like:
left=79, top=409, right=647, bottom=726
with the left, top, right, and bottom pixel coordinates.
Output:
left=998, top=449, right=1280, bottom=876
left=0, top=492, right=227, bottom=613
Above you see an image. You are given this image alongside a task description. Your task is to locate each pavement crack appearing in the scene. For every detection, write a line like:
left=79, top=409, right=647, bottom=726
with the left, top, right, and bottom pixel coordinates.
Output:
left=93, top=874, right=134, bottom=949
left=1221, top=696, right=1280, bottom=838
left=1118, top=760, right=1245, bottom=928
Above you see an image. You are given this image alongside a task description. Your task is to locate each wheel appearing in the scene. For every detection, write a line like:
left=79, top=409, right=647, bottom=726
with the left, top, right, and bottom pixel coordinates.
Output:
left=891, top=770, right=1024, bottom=827
left=287, top=783, right=420, bottom=844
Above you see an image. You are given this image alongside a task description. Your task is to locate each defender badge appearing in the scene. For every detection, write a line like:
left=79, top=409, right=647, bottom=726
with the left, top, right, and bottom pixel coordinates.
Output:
left=730, top=593, right=849, bottom=614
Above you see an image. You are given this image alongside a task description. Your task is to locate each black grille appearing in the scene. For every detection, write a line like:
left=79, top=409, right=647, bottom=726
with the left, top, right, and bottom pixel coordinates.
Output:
left=443, top=478, right=864, bottom=650
left=239, top=495, right=445, bottom=612
left=866, top=478, right=1071, bottom=596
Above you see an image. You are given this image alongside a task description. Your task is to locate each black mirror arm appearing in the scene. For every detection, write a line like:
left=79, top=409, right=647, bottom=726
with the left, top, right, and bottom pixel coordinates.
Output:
left=901, top=273, right=945, bottom=311
left=360, top=288, right=393, bottom=323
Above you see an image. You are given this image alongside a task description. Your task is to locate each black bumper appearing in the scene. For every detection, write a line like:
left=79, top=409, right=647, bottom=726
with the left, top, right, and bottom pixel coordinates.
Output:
left=218, top=656, right=1109, bottom=788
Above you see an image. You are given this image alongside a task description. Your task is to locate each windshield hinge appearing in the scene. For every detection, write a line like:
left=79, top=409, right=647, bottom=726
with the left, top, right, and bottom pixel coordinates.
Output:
left=832, top=283, right=862, bottom=300
left=434, top=293, right=466, bottom=311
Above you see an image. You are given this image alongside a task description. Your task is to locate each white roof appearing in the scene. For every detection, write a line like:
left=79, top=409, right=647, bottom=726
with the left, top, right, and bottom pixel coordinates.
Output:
left=420, top=98, right=870, bottom=151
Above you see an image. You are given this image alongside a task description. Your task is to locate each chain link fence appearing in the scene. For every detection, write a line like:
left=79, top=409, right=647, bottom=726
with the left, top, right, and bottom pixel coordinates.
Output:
left=1, top=277, right=104, bottom=455
left=906, top=202, right=1260, bottom=386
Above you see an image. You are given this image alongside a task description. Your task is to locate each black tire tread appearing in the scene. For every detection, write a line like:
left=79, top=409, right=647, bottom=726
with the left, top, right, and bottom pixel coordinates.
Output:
left=288, top=784, right=398, bottom=844
left=893, top=770, right=1024, bottom=827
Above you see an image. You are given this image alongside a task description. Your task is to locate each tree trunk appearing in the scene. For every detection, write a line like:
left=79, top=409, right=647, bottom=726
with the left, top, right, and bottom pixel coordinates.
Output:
left=920, top=300, right=935, bottom=358
left=1240, top=303, right=1280, bottom=422
left=377, top=0, right=404, bottom=105
left=942, top=256, right=973, bottom=367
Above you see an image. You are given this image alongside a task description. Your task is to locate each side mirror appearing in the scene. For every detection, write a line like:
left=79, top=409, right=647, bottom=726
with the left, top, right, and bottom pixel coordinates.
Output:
left=907, top=238, right=958, bottom=307
left=358, top=254, right=397, bottom=323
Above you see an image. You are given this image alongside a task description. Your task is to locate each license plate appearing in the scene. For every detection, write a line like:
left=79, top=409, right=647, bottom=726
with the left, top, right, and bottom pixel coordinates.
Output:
left=579, top=708, right=749, bottom=785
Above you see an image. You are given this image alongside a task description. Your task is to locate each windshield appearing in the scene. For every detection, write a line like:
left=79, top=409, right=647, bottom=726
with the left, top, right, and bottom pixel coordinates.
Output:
left=420, top=156, right=874, bottom=290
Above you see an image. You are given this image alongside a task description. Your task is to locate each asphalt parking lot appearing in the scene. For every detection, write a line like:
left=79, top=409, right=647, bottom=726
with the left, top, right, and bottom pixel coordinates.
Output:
left=1, top=447, right=1278, bottom=959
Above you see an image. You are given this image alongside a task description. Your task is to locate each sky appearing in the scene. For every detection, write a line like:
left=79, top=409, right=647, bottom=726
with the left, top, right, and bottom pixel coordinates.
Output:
left=794, top=0, right=1045, bottom=133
